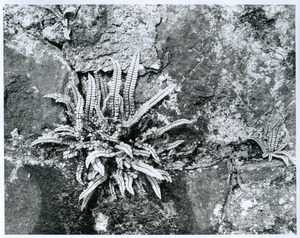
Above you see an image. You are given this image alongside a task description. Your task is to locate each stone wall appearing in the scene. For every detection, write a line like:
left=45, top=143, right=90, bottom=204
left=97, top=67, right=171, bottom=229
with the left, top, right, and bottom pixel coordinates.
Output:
left=4, top=4, right=296, bottom=234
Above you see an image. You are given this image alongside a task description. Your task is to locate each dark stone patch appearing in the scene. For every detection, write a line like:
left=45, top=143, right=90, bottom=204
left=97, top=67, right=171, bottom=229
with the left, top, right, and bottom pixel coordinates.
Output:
left=4, top=46, right=68, bottom=137
left=156, top=5, right=223, bottom=119
left=5, top=161, right=42, bottom=234
left=164, top=161, right=229, bottom=234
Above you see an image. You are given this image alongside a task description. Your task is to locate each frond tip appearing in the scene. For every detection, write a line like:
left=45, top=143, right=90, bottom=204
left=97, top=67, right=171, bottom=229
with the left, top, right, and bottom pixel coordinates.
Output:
left=123, top=85, right=176, bottom=128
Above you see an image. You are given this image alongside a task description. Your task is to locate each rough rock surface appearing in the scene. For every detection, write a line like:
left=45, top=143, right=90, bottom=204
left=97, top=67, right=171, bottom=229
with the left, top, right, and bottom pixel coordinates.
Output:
left=4, top=5, right=72, bottom=136
left=221, top=161, right=296, bottom=234
left=4, top=4, right=296, bottom=235
left=63, top=5, right=161, bottom=72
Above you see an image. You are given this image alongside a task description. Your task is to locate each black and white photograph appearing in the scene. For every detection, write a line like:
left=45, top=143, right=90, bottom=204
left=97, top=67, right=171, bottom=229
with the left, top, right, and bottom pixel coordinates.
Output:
left=2, top=1, right=298, bottom=235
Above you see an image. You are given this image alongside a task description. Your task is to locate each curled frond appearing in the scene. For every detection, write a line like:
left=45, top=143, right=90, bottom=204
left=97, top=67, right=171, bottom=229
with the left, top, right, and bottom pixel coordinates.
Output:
left=247, top=137, right=267, bottom=154
left=91, top=158, right=105, bottom=176
left=123, top=51, right=140, bottom=119
left=44, top=93, right=74, bottom=112
left=123, top=85, right=176, bottom=128
left=85, top=150, right=116, bottom=168
left=115, top=142, right=133, bottom=158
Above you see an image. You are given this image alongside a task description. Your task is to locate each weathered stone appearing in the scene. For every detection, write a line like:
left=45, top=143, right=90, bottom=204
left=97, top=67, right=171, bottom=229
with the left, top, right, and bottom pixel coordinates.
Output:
left=5, top=160, right=42, bottom=234
left=3, top=4, right=296, bottom=235
left=4, top=156, right=96, bottom=234
left=4, top=33, right=72, bottom=136
left=63, top=5, right=161, bottom=72
left=163, top=162, right=228, bottom=234
left=221, top=161, right=296, bottom=234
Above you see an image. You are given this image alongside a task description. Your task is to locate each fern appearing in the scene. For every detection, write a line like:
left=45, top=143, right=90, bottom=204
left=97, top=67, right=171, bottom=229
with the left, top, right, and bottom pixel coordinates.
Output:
left=115, top=142, right=133, bottom=158
left=85, top=73, right=97, bottom=118
left=146, top=175, right=161, bottom=199
left=123, top=172, right=135, bottom=195
left=112, top=169, right=126, bottom=196
left=156, top=119, right=193, bottom=137
left=31, top=50, right=193, bottom=210
left=94, top=72, right=108, bottom=103
left=108, top=59, right=122, bottom=119
left=123, top=51, right=140, bottom=119
left=131, top=160, right=164, bottom=180
left=123, top=85, right=176, bottom=128
left=30, top=134, right=62, bottom=147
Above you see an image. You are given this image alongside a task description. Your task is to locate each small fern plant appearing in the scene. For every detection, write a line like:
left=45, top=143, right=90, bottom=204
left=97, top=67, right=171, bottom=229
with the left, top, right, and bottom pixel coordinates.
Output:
left=31, top=51, right=193, bottom=210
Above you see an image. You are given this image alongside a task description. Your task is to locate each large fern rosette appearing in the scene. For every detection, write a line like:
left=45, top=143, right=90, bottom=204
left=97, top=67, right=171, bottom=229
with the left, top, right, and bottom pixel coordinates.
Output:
left=31, top=51, right=193, bottom=210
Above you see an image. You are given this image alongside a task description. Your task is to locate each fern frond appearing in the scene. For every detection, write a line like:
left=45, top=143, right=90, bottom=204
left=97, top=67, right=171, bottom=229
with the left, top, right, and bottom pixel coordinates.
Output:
left=91, top=158, right=105, bottom=176
left=156, top=119, right=193, bottom=137
left=133, top=149, right=151, bottom=157
left=44, top=93, right=74, bottom=112
left=75, top=92, right=84, bottom=133
left=141, top=144, right=160, bottom=163
left=247, top=137, right=267, bottom=154
left=124, top=172, right=135, bottom=195
left=156, top=169, right=172, bottom=183
left=115, top=142, right=133, bottom=158
left=276, top=128, right=290, bottom=152
left=80, top=191, right=94, bottom=211
left=123, top=51, right=140, bottom=119
left=87, top=168, right=98, bottom=181
left=79, top=174, right=107, bottom=210
left=115, top=156, right=124, bottom=169
left=131, top=160, right=164, bottom=180
left=268, top=118, right=281, bottom=152
left=85, top=74, right=97, bottom=118
left=54, top=125, right=76, bottom=134
left=109, top=180, right=117, bottom=200
left=123, top=85, right=176, bottom=128
left=85, top=150, right=116, bottom=168
left=109, top=59, right=122, bottom=119
left=97, top=130, right=119, bottom=143
left=30, top=134, right=62, bottom=147
left=63, top=150, right=78, bottom=159
left=273, top=151, right=295, bottom=166
left=76, top=161, right=84, bottom=185
left=146, top=175, right=161, bottom=199
left=95, top=72, right=108, bottom=103
left=166, top=140, right=185, bottom=151
left=112, top=169, right=125, bottom=196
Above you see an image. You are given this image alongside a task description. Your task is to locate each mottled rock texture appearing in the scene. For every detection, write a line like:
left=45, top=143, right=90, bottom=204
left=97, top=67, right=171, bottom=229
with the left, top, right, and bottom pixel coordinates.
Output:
left=4, top=4, right=296, bottom=235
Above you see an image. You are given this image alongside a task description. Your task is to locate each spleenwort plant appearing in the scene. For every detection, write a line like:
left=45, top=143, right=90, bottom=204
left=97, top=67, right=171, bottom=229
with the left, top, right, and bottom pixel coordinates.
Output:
left=247, top=117, right=296, bottom=166
left=31, top=51, right=193, bottom=210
